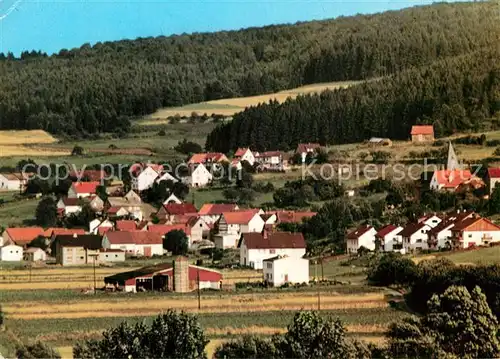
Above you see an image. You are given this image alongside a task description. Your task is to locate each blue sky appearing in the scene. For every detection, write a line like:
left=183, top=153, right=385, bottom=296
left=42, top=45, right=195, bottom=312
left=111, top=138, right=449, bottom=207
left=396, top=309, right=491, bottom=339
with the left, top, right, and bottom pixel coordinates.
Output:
left=1, top=0, right=441, bottom=55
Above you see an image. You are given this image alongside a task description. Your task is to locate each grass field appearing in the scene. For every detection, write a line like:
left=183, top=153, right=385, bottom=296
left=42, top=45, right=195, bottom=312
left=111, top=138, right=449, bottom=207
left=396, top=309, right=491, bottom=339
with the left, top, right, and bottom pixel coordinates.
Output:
left=0, top=197, right=39, bottom=227
left=140, top=81, right=362, bottom=124
left=0, top=130, right=66, bottom=157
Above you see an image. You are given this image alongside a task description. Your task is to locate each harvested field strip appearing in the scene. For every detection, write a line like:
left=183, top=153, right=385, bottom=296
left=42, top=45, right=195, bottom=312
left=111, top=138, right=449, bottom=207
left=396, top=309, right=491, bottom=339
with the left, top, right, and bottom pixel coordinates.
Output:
left=0, top=281, right=105, bottom=290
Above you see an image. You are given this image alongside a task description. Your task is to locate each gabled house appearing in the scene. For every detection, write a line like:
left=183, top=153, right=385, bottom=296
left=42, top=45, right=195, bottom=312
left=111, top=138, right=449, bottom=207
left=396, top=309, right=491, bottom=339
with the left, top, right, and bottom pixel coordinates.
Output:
left=274, top=211, right=316, bottom=224
left=188, top=163, right=213, bottom=187
left=157, top=203, right=198, bottom=218
left=103, top=231, right=163, bottom=257
left=487, top=168, right=500, bottom=194
left=116, top=220, right=138, bottom=231
left=88, top=195, right=105, bottom=213
left=346, top=225, right=377, bottom=254
left=417, top=214, right=443, bottom=229
left=411, top=125, right=434, bottom=143
left=163, top=193, right=183, bottom=205
left=0, top=244, right=23, bottom=261
left=157, top=171, right=178, bottom=184
left=255, top=151, right=287, bottom=171
left=2, top=227, right=44, bottom=247
left=44, top=228, right=86, bottom=243
left=131, top=165, right=161, bottom=192
left=296, top=143, right=321, bottom=163
left=89, top=218, right=114, bottom=235
left=400, top=222, right=432, bottom=253
left=53, top=234, right=103, bottom=266
left=68, top=182, right=100, bottom=198
left=24, top=247, right=47, bottom=262
left=427, top=220, right=456, bottom=250
left=376, top=225, right=403, bottom=252
left=450, top=216, right=500, bottom=249
left=214, top=210, right=266, bottom=249
left=234, top=148, right=255, bottom=166
left=188, top=153, right=228, bottom=166
left=168, top=215, right=210, bottom=246
left=239, top=231, right=306, bottom=270
left=0, top=172, right=30, bottom=191
left=57, top=197, right=83, bottom=216
left=198, top=203, right=239, bottom=224
left=263, top=255, right=309, bottom=286
left=430, top=170, right=473, bottom=192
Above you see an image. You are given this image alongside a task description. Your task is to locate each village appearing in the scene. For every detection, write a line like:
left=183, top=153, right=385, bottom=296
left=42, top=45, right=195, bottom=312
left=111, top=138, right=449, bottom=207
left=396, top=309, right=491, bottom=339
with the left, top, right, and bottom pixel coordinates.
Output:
left=1, top=124, right=500, bottom=296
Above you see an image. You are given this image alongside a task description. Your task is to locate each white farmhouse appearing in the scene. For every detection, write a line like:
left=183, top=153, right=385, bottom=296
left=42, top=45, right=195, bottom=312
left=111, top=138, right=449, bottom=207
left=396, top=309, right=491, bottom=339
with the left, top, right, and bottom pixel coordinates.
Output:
left=102, top=231, right=164, bottom=257
left=132, top=166, right=160, bottom=192
left=0, top=244, right=23, bottom=261
left=400, top=222, right=432, bottom=253
left=198, top=203, right=239, bottom=225
left=213, top=210, right=265, bottom=249
left=234, top=148, right=255, bottom=166
left=239, top=231, right=306, bottom=270
left=346, top=225, right=377, bottom=254
left=68, top=182, right=100, bottom=198
left=376, top=225, right=403, bottom=252
left=24, top=247, right=47, bottom=262
left=450, top=216, right=500, bottom=249
left=188, top=164, right=213, bottom=187
left=0, top=172, right=29, bottom=191
left=263, top=255, right=309, bottom=287
left=57, top=197, right=83, bottom=216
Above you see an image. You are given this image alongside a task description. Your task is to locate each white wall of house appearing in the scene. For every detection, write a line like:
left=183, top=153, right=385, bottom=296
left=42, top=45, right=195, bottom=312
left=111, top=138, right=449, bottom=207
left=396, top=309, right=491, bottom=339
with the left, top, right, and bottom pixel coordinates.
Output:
left=102, top=241, right=164, bottom=257
left=403, top=225, right=431, bottom=252
left=434, top=227, right=454, bottom=249
left=89, top=219, right=114, bottom=234
left=240, top=215, right=265, bottom=233
left=382, top=227, right=403, bottom=252
left=132, top=167, right=159, bottom=192
left=240, top=243, right=306, bottom=270
left=98, top=251, right=126, bottom=263
left=429, top=174, right=443, bottom=191
left=263, top=257, right=309, bottom=286
left=200, top=214, right=221, bottom=225
left=190, top=164, right=213, bottom=187
left=460, top=230, right=500, bottom=248
left=346, top=228, right=377, bottom=254
left=0, top=245, right=23, bottom=261
left=24, top=248, right=47, bottom=261
left=163, top=193, right=182, bottom=204
left=213, top=233, right=240, bottom=249
left=239, top=149, right=255, bottom=165
left=0, top=175, right=21, bottom=191
left=189, top=218, right=209, bottom=246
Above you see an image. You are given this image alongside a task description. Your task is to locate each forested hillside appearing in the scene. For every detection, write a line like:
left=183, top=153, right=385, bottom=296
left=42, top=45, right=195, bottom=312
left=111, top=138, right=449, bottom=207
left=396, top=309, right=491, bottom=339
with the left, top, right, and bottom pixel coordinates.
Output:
left=206, top=47, right=500, bottom=151
left=0, top=2, right=498, bottom=136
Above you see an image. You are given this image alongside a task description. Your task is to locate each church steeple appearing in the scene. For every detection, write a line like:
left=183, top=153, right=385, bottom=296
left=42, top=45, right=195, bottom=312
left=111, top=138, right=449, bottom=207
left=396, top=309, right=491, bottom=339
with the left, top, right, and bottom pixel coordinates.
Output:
left=447, top=141, right=460, bottom=171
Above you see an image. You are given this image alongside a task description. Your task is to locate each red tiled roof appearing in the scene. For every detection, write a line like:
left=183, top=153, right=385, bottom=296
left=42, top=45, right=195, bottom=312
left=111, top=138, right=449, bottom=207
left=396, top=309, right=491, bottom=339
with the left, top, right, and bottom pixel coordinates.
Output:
left=222, top=211, right=258, bottom=225
left=129, top=163, right=163, bottom=176
left=240, top=232, right=306, bottom=249
left=451, top=217, right=500, bottom=232
left=188, top=153, right=227, bottom=165
left=488, top=168, right=500, bottom=179
left=116, top=220, right=138, bottom=231
left=433, top=170, right=473, bottom=188
left=107, top=206, right=128, bottom=215
left=98, top=227, right=113, bottom=235
left=60, top=197, right=83, bottom=206
left=376, top=225, right=400, bottom=238
left=5, top=227, right=44, bottom=245
left=347, top=225, right=374, bottom=240
left=148, top=224, right=191, bottom=236
left=44, top=228, right=86, bottom=237
left=163, top=203, right=197, bottom=215
left=275, top=211, right=316, bottom=224
left=105, top=231, right=163, bottom=245
left=255, top=151, right=282, bottom=158
left=411, top=125, right=434, bottom=135
left=399, top=222, right=427, bottom=237
left=71, top=182, right=100, bottom=194
left=198, top=203, right=238, bottom=216
left=234, top=148, right=249, bottom=157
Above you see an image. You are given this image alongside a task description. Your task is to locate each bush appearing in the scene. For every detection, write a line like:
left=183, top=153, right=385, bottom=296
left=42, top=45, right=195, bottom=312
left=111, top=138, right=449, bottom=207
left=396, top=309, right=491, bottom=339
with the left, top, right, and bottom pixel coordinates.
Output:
left=367, top=253, right=419, bottom=287
left=158, top=130, right=166, bottom=136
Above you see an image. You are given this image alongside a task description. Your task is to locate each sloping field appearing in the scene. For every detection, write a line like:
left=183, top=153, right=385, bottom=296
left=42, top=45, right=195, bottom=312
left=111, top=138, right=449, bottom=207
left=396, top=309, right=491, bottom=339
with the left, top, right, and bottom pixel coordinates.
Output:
left=0, top=130, right=64, bottom=157
left=140, top=81, right=361, bottom=124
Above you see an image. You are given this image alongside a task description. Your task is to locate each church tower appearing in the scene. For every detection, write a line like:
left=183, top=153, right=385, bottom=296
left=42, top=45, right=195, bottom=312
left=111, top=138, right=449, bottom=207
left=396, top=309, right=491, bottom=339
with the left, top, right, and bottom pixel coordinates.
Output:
left=447, top=141, right=460, bottom=171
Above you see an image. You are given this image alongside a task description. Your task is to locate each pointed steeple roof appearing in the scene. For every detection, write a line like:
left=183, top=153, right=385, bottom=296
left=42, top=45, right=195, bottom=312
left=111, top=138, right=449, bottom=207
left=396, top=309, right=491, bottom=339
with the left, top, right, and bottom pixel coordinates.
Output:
left=447, top=141, right=460, bottom=171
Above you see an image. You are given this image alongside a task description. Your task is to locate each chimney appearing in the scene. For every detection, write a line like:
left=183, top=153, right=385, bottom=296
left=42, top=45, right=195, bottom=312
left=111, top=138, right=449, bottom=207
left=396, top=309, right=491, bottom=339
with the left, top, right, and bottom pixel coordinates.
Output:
left=263, top=230, right=268, bottom=240
left=73, top=233, right=78, bottom=238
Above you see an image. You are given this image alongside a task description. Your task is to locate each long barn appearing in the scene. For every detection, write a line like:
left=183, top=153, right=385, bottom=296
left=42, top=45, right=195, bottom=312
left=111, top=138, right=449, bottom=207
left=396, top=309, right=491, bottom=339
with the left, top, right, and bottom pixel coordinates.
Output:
left=104, top=256, right=222, bottom=293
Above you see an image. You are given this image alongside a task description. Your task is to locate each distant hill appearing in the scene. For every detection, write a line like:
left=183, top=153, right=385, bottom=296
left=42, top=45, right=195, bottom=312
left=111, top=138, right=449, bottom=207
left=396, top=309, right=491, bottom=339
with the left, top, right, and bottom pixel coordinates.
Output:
left=0, top=2, right=497, bottom=136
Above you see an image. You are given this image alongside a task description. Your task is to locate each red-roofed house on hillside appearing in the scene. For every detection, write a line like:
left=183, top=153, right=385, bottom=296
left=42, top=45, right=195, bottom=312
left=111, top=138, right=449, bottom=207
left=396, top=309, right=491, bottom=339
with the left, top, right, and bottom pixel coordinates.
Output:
left=147, top=224, right=191, bottom=244
left=450, top=216, right=500, bottom=249
left=116, top=220, right=138, bottom=231
left=57, top=197, right=84, bottom=216
left=198, top=203, right=239, bottom=224
left=376, top=225, right=403, bottom=252
left=69, top=170, right=107, bottom=182
left=103, top=231, right=164, bottom=257
left=239, top=231, right=306, bottom=269
left=346, top=225, right=377, bottom=254
left=400, top=222, right=432, bottom=253
left=0, top=172, right=31, bottom=191
left=234, top=148, right=255, bottom=166
left=411, top=125, right=434, bottom=143
left=157, top=203, right=198, bottom=218
left=129, top=163, right=168, bottom=192
left=188, top=153, right=228, bottom=166
left=68, top=182, right=100, bottom=198
left=104, top=258, right=222, bottom=293
left=296, top=143, right=321, bottom=163
left=2, top=227, right=44, bottom=247
left=213, top=211, right=265, bottom=249
left=255, top=151, right=288, bottom=171
left=487, top=168, right=500, bottom=194
left=430, top=170, right=473, bottom=192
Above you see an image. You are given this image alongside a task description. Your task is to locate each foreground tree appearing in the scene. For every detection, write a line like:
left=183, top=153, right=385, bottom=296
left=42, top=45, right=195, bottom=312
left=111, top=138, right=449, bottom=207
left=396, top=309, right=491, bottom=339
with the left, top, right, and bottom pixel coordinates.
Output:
left=16, top=342, right=61, bottom=359
left=35, top=196, right=58, bottom=227
left=74, top=310, right=208, bottom=359
left=386, top=285, right=500, bottom=358
left=163, top=229, right=189, bottom=255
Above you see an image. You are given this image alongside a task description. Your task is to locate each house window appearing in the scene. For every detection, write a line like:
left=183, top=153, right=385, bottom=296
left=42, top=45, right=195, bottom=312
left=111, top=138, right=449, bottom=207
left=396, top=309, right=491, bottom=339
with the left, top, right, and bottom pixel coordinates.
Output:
left=105, top=255, right=109, bottom=258
left=115, top=255, right=118, bottom=258
left=266, top=263, right=272, bottom=269
left=80, top=256, right=84, bottom=260
left=468, top=234, right=472, bottom=238
left=270, top=249, right=276, bottom=254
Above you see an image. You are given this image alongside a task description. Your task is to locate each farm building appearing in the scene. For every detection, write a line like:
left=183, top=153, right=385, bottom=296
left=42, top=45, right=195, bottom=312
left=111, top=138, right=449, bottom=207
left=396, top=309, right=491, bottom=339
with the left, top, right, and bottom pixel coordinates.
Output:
left=2, top=227, right=44, bottom=247
left=24, top=247, right=47, bottom=261
left=0, top=244, right=23, bottom=261
left=411, top=125, right=434, bottom=143
left=102, top=231, right=163, bottom=257
left=296, top=143, right=321, bottom=163
left=53, top=234, right=103, bottom=266
left=104, top=256, right=222, bottom=293
left=367, top=137, right=392, bottom=146
left=263, top=255, right=309, bottom=287
left=346, top=225, right=377, bottom=254
left=0, top=172, right=30, bottom=191
left=98, top=248, right=126, bottom=262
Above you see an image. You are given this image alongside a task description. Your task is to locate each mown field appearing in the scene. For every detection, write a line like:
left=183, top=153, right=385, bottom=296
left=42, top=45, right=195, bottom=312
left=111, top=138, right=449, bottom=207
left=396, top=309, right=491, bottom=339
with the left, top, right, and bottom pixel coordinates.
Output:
left=0, top=258, right=399, bottom=358
left=139, top=81, right=362, bottom=124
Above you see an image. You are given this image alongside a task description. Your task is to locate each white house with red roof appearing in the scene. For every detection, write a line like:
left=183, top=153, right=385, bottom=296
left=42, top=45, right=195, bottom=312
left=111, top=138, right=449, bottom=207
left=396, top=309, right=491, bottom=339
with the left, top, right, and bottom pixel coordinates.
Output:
left=1, top=227, right=44, bottom=247
left=213, top=210, right=265, bottom=249
left=163, top=193, right=183, bottom=205
left=187, top=163, right=213, bottom=187
left=430, top=170, right=473, bottom=191
left=131, top=164, right=162, bottom=192
left=157, top=203, right=198, bottom=219
left=450, top=216, right=500, bottom=249
left=198, top=203, right=239, bottom=224
left=411, top=125, right=434, bottom=143
left=57, top=197, right=83, bottom=216
left=376, top=225, right=403, bottom=252
left=296, top=143, right=321, bottom=163
left=417, top=214, right=443, bottom=229
left=255, top=151, right=287, bottom=171
left=487, top=168, right=500, bottom=194
left=346, top=225, right=377, bottom=254
left=188, top=153, right=228, bottom=166
left=263, top=255, right=309, bottom=286
left=400, top=222, right=432, bottom=253
left=234, top=148, right=255, bottom=166
left=89, top=219, right=114, bottom=235
left=239, top=231, right=306, bottom=270
left=0, top=172, right=30, bottom=191
left=68, top=182, right=100, bottom=198
left=103, top=231, right=164, bottom=257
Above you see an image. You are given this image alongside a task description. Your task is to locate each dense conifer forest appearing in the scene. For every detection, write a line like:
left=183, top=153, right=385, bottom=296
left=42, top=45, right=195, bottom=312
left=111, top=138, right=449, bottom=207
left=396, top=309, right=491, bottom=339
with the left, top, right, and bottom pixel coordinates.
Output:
left=0, top=2, right=498, bottom=136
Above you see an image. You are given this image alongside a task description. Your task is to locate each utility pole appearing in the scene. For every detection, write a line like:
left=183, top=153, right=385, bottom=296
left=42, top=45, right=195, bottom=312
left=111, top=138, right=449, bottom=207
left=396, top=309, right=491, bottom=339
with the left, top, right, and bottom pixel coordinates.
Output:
left=197, top=267, right=201, bottom=310
left=317, top=260, right=320, bottom=311
left=93, top=255, right=97, bottom=294
left=29, top=262, right=32, bottom=283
